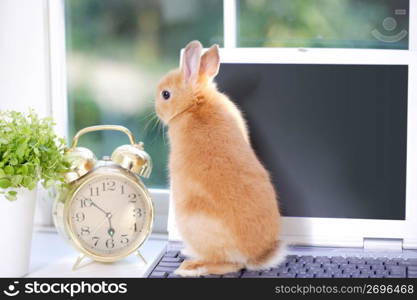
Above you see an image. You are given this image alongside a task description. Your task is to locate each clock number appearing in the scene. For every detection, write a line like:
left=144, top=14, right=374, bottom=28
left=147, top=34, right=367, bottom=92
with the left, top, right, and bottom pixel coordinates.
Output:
left=81, top=226, right=90, bottom=236
left=120, top=234, right=129, bottom=245
left=121, top=185, right=125, bottom=195
left=73, top=212, right=85, bottom=222
left=102, top=180, right=116, bottom=192
left=128, top=193, right=137, bottom=203
left=90, top=186, right=99, bottom=197
left=92, top=236, right=100, bottom=247
left=80, top=197, right=93, bottom=208
left=106, top=238, right=115, bottom=249
left=131, top=223, right=138, bottom=233
left=133, top=208, right=142, bottom=218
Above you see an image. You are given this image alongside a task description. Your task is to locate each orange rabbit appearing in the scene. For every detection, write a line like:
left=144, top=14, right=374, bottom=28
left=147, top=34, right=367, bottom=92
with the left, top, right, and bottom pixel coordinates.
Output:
left=155, top=41, right=285, bottom=276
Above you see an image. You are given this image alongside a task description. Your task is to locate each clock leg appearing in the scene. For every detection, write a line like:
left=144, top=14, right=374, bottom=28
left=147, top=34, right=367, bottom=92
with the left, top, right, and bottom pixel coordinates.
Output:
left=135, top=251, right=147, bottom=265
left=72, top=254, right=87, bottom=271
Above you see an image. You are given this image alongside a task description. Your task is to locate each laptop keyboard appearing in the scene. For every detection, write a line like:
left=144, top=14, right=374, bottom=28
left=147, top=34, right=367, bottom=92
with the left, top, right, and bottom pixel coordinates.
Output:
left=148, top=251, right=417, bottom=278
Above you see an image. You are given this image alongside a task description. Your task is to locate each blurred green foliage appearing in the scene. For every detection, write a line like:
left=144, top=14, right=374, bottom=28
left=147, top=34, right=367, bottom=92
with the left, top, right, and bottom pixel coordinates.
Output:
left=238, top=0, right=408, bottom=49
left=66, top=0, right=223, bottom=188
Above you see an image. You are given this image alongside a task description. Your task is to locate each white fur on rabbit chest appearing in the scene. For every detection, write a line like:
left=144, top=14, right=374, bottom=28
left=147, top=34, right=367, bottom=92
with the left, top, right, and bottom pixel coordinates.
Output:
left=174, top=209, right=247, bottom=264
left=171, top=178, right=247, bottom=263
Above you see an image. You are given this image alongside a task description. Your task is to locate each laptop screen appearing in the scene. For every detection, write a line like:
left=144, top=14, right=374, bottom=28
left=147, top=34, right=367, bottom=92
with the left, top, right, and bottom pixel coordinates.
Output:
left=216, top=63, right=408, bottom=220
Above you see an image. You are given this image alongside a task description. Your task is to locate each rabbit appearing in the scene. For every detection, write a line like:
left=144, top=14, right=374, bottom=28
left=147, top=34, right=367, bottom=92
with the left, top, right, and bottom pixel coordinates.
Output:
left=155, top=41, right=285, bottom=277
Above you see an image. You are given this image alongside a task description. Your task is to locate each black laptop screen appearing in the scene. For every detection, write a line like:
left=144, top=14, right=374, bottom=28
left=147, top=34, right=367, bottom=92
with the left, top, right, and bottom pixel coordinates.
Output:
left=216, top=63, right=408, bottom=220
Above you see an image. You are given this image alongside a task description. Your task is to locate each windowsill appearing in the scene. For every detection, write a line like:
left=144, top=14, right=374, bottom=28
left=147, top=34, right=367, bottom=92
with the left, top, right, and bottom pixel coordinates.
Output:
left=28, top=228, right=167, bottom=277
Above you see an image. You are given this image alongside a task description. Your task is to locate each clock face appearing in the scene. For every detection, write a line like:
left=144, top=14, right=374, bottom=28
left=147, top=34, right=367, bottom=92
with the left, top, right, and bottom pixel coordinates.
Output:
left=68, top=174, right=151, bottom=258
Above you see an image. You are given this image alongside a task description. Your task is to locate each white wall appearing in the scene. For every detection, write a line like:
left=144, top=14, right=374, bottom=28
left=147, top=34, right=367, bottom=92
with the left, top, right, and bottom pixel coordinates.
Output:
left=0, top=0, right=50, bottom=116
left=0, top=0, right=53, bottom=226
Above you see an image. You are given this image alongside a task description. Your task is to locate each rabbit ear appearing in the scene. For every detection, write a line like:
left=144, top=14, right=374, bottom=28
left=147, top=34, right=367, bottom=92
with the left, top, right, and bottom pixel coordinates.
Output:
left=181, top=41, right=203, bottom=84
left=199, top=44, right=220, bottom=79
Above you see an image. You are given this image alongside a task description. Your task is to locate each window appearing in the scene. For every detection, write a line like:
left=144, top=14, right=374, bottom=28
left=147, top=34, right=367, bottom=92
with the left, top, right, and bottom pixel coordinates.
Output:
left=238, top=0, right=409, bottom=49
left=65, top=0, right=223, bottom=188
left=65, top=0, right=410, bottom=190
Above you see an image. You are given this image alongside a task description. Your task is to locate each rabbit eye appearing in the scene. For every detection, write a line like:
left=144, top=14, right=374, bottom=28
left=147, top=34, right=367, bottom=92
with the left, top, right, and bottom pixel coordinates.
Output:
left=161, top=90, right=171, bottom=100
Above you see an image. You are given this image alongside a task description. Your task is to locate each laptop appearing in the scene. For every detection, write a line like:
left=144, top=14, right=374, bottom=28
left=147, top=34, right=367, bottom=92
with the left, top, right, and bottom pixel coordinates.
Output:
left=145, top=47, right=417, bottom=278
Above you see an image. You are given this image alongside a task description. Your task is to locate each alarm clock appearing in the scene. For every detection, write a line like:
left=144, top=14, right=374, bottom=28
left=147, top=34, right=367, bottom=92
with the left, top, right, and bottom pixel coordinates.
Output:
left=53, top=125, right=154, bottom=269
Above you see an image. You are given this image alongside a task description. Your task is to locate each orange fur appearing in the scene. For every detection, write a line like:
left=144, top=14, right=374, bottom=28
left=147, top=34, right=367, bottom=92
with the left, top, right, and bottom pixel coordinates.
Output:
left=155, top=41, right=283, bottom=276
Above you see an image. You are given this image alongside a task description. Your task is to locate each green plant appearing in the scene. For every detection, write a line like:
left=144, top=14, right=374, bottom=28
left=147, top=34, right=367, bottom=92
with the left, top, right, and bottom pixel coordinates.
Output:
left=0, top=110, right=70, bottom=201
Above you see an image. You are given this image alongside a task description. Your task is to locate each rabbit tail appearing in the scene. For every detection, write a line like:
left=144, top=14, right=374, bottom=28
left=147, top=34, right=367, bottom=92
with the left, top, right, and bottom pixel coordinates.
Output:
left=245, top=240, right=288, bottom=271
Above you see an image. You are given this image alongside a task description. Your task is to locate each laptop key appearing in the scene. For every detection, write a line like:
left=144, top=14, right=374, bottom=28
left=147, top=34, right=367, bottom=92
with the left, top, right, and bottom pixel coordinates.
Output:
left=407, top=266, right=417, bottom=273
left=150, top=271, right=168, bottom=278
left=387, top=266, right=406, bottom=274
left=349, top=270, right=361, bottom=277
left=299, top=256, right=314, bottom=263
left=307, top=263, right=322, bottom=269
left=331, top=256, right=347, bottom=263
left=342, top=264, right=357, bottom=270
left=297, top=273, right=314, bottom=278
left=315, top=257, right=331, bottom=264
left=348, top=257, right=365, bottom=264
left=405, top=259, right=417, bottom=266
left=241, top=270, right=261, bottom=278
left=316, top=273, right=332, bottom=278
left=387, top=274, right=406, bottom=278
left=367, top=259, right=385, bottom=266
left=201, top=275, right=222, bottom=278
left=333, top=274, right=351, bottom=278
left=158, top=262, right=181, bottom=268
left=164, top=251, right=179, bottom=258
left=154, top=266, right=178, bottom=272
left=278, top=273, right=296, bottom=278
left=370, top=265, right=385, bottom=270
left=161, top=256, right=183, bottom=263
left=375, top=270, right=389, bottom=277
left=261, top=270, right=279, bottom=276
left=385, top=261, right=400, bottom=266
left=223, top=272, right=242, bottom=278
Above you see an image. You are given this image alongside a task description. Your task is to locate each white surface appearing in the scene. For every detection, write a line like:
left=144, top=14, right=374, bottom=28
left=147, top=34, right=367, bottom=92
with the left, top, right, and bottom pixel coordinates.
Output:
left=168, top=45, right=417, bottom=249
left=48, top=0, right=68, bottom=142
left=0, top=188, right=37, bottom=277
left=0, top=0, right=62, bottom=229
left=223, top=0, right=237, bottom=48
left=28, top=230, right=167, bottom=278
left=0, top=0, right=49, bottom=115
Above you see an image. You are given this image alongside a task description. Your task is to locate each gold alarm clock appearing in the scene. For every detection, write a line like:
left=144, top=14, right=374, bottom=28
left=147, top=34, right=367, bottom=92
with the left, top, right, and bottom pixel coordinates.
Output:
left=53, top=125, right=154, bottom=269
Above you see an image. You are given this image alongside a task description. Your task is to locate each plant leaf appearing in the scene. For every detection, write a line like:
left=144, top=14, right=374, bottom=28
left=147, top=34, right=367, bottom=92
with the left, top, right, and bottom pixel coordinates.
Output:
left=4, top=165, right=14, bottom=176
left=0, top=178, right=11, bottom=189
left=6, top=191, right=17, bottom=201
left=16, top=142, right=27, bottom=159
left=0, top=110, right=70, bottom=196
left=8, top=190, right=17, bottom=196
left=11, top=175, right=23, bottom=186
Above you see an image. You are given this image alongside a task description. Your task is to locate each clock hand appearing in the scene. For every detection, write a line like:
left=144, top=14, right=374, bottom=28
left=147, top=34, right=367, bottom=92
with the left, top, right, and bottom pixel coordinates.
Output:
left=107, top=214, right=115, bottom=237
left=91, top=203, right=128, bottom=238
left=91, top=216, right=110, bottom=236
left=90, top=212, right=114, bottom=238
left=87, top=198, right=115, bottom=236
left=87, top=199, right=109, bottom=215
